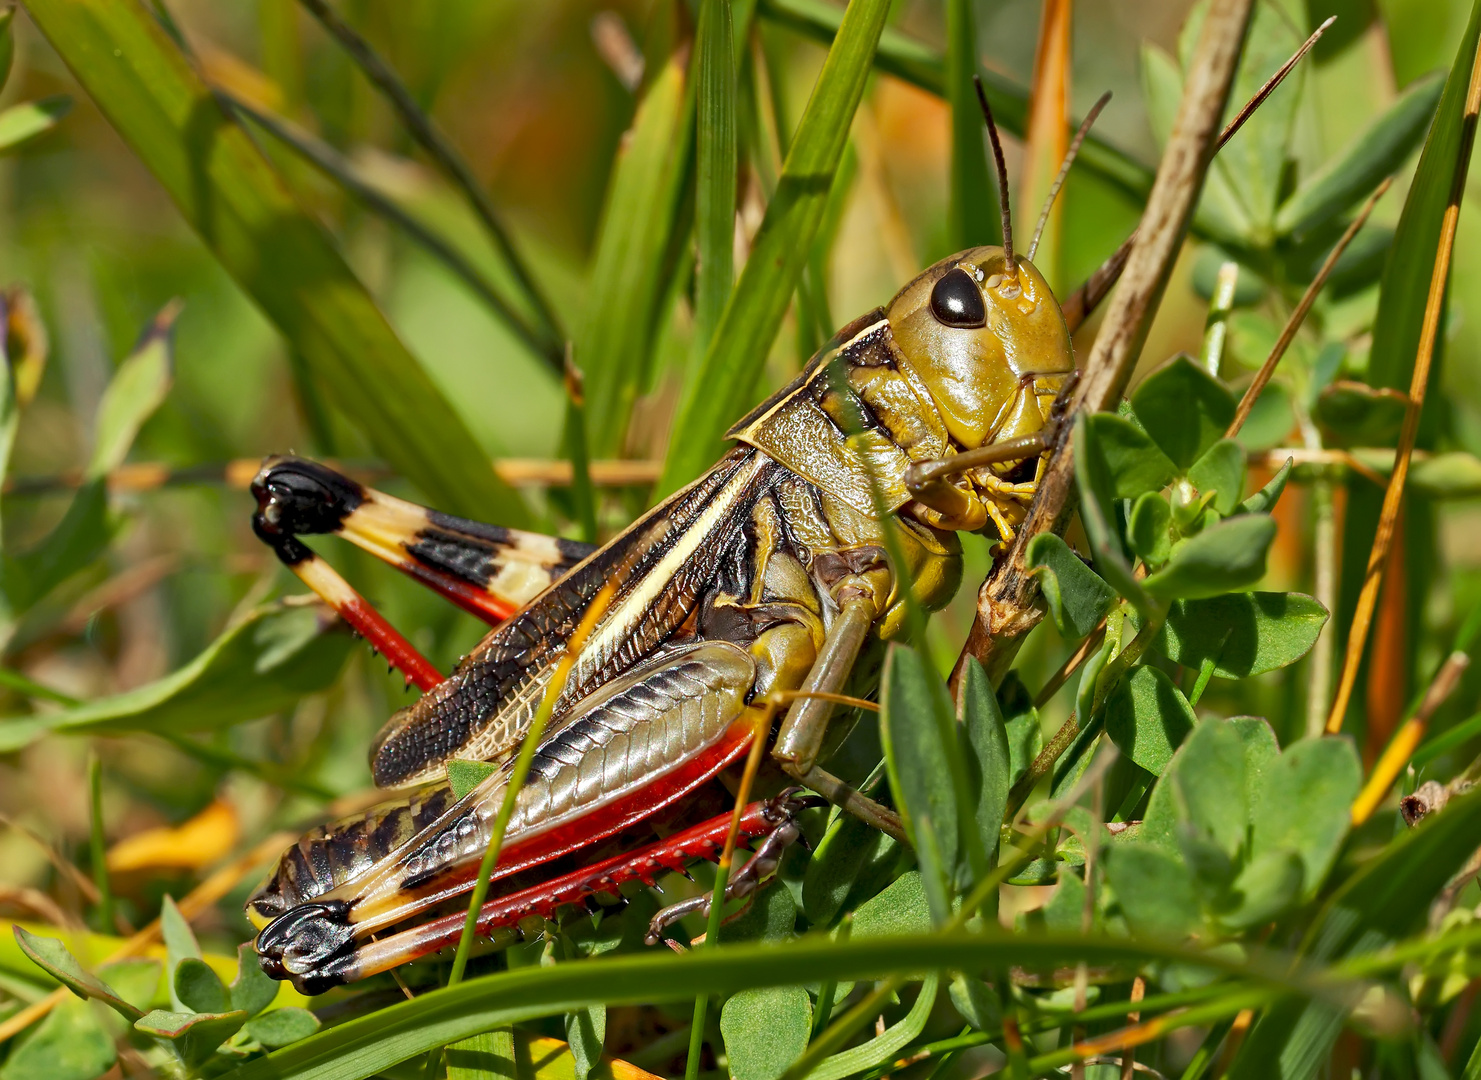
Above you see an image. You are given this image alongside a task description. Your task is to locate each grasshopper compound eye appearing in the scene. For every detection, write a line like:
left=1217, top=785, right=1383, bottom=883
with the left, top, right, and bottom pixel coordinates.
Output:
left=929, top=266, right=987, bottom=328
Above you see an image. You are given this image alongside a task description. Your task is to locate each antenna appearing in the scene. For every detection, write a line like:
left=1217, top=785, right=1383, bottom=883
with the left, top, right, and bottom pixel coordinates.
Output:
left=972, top=76, right=1014, bottom=270
left=1027, top=91, right=1113, bottom=261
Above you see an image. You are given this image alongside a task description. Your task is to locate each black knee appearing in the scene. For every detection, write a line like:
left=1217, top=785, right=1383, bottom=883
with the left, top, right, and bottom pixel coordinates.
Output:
left=251, top=456, right=364, bottom=548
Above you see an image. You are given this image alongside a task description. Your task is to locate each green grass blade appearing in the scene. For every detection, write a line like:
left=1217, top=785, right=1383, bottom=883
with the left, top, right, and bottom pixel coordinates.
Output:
left=296, top=0, right=563, bottom=354
left=946, top=0, right=997, bottom=251
left=578, top=54, right=694, bottom=458
left=755, top=0, right=1155, bottom=204
left=694, top=0, right=739, bottom=355
left=1366, top=2, right=1481, bottom=396
left=23, top=0, right=529, bottom=524
left=659, top=0, right=891, bottom=493
left=219, top=931, right=1356, bottom=1080
left=224, top=93, right=560, bottom=372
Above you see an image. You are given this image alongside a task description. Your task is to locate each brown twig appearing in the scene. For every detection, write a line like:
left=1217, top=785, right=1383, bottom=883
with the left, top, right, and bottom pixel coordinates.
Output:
left=1326, top=38, right=1481, bottom=735
left=1227, top=179, right=1391, bottom=438
left=1034, top=621, right=1108, bottom=708
left=1058, top=16, right=1333, bottom=335
left=954, top=0, right=1256, bottom=689
left=5, top=458, right=664, bottom=496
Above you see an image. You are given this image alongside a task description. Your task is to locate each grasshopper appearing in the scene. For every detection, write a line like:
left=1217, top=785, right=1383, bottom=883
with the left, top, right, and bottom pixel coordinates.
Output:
left=245, top=95, right=1080, bottom=994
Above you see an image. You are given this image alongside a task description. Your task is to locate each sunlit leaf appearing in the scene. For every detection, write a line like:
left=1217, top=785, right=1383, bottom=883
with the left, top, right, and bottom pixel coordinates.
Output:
left=135, top=1007, right=248, bottom=1068
left=1025, top=533, right=1116, bottom=640
left=1103, top=665, right=1195, bottom=777
left=12, top=926, right=144, bottom=1022
left=1150, top=592, right=1328, bottom=678
left=175, top=957, right=231, bottom=1015
left=1187, top=438, right=1246, bottom=516
left=1143, top=514, right=1277, bottom=600
left=721, top=986, right=811, bottom=1080
left=1130, top=355, right=1238, bottom=471
left=246, top=1006, right=322, bottom=1049
left=1249, top=736, right=1360, bottom=900
left=88, top=302, right=176, bottom=478
left=230, top=943, right=280, bottom=1019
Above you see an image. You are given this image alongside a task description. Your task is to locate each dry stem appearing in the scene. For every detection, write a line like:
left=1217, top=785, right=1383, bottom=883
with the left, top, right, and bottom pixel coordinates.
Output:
left=954, top=0, right=1255, bottom=688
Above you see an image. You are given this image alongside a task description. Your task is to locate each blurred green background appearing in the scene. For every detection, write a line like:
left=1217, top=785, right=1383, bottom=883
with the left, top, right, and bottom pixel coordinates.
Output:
left=0, top=0, right=1477, bottom=948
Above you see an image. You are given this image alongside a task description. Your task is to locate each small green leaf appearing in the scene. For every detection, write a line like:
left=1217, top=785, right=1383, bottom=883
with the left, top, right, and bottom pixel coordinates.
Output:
left=0, top=998, right=115, bottom=1080
left=1250, top=735, right=1361, bottom=899
left=801, top=812, right=903, bottom=928
left=12, top=926, right=144, bottom=1022
left=1127, top=491, right=1173, bottom=565
left=718, top=880, right=798, bottom=944
left=721, top=986, right=812, bottom=1080
left=1239, top=458, right=1292, bottom=516
left=0, top=95, right=72, bottom=154
left=1314, top=380, right=1408, bottom=446
left=160, top=896, right=201, bottom=1012
left=1103, top=844, right=1201, bottom=939
left=1103, top=665, right=1196, bottom=777
left=0, top=602, right=353, bottom=752
left=135, top=1008, right=248, bottom=1067
left=849, top=870, right=932, bottom=939
left=1173, top=719, right=1247, bottom=862
left=1152, top=592, right=1328, bottom=678
left=1130, top=355, right=1237, bottom=471
left=1083, top=413, right=1180, bottom=497
left=245, top=1006, right=321, bottom=1049
left=1274, top=71, right=1445, bottom=238
left=1143, top=514, right=1277, bottom=600
left=448, top=759, right=500, bottom=801
left=230, top=943, right=279, bottom=1018
left=1073, top=413, right=1150, bottom=613
left=958, top=658, right=1010, bottom=866
left=88, top=303, right=176, bottom=478
left=1186, top=438, right=1246, bottom=516
left=565, top=1002, right=605, bottom=1080
left=175, top=957, right=230, bottom=1015
left=1219, top=850, right=1304, bottom=931
left=1025, top=533, right=1116, bottom=640
left=881, top=643, right=960, bottom=920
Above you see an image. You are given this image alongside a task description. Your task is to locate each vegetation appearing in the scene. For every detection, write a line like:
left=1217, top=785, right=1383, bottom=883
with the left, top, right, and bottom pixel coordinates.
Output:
left=1, top=0, right=1480, bottom=1078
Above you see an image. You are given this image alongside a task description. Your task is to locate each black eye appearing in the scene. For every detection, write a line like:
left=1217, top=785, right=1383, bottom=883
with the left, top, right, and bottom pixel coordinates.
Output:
left=929, top=267, right=986, bottom=328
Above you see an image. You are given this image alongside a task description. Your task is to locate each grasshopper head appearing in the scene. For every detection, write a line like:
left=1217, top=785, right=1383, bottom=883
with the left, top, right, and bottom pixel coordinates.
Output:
left=886, top=246, right=1073, bottom=452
